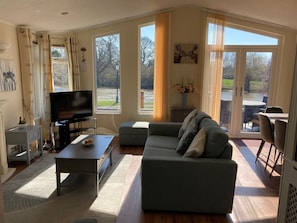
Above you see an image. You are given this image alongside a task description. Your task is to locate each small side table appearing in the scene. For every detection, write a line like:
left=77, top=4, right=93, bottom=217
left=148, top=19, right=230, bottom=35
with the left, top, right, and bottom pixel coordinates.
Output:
left=171, top=107, right=195, bottom=122
left=5, top=125, right=43, bottom=165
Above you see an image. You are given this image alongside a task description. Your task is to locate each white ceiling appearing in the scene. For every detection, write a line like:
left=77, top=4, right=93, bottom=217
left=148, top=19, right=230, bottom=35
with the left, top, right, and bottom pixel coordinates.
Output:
left=0, top=0, right=296, bottom=32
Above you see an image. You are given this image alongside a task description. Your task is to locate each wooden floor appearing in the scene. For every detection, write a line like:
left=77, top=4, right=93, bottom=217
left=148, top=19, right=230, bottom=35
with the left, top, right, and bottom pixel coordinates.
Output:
left=8, top=137, right=280, bottom=223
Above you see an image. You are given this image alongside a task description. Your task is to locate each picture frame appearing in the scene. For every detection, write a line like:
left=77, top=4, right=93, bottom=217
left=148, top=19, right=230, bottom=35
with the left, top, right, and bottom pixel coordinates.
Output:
left=0, top=59, right=16, bottom=91
left=173, top=44, right=198, bottom=64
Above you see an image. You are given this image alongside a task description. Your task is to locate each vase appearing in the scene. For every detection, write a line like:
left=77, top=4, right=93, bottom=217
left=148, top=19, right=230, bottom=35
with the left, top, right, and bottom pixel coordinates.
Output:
left=181, top=93, right=187, bottom=107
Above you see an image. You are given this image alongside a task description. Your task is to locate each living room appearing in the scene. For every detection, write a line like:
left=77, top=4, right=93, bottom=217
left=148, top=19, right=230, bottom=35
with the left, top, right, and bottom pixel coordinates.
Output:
left=0, top=1, right=297, bottom=222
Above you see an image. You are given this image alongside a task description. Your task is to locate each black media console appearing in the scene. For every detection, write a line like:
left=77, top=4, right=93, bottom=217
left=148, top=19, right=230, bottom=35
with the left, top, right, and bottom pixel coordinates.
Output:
left=53, top=118, right=96, bottom=150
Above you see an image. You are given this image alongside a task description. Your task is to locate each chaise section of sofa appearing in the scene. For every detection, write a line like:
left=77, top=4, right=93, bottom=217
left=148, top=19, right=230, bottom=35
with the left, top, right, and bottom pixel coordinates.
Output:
left=141, top=111, right=238, bottom=214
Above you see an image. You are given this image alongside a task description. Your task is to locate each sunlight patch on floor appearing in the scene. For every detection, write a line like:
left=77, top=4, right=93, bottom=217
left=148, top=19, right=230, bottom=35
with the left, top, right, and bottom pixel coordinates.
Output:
left=15, top=163, right=68, bottom=199
left=230, top=139, right=279, bottom=223
left=88, top=155, right=133, bottom=214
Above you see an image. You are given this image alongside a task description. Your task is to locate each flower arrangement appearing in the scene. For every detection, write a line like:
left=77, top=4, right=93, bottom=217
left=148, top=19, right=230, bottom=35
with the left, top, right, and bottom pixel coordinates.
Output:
left=174, top=78, right=195, bottom=94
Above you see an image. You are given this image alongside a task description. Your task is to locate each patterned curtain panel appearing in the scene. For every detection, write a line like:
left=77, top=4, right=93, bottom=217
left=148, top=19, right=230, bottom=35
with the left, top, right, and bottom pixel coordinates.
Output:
left=16, top=27, right=34, bottom=125
left=66, top=36, right=80, bottom=91
left=153, top=12, right=170, bottom=121
left=37, top=33, right=52, bottom=140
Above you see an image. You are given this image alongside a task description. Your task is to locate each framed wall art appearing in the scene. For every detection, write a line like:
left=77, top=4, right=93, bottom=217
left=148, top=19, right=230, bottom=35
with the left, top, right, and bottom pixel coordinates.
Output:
left=0, top=59, right=16, bottom=91
left=173, top=43, right=198, bottom=64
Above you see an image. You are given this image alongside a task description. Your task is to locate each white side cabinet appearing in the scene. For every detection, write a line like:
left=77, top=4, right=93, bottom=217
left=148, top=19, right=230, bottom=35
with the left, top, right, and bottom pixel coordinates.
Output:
left=5, top=125, right=43, bottom=165
left=278, top=52, right=297, bottom=222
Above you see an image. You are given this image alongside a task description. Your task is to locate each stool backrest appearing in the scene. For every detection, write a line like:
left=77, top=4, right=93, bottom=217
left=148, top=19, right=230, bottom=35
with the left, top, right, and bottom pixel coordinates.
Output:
left=258, top=114, right=274, bottom=144
left=274, top=119, right=287, bottom=153
left=265, top=106, right=283, bottom=113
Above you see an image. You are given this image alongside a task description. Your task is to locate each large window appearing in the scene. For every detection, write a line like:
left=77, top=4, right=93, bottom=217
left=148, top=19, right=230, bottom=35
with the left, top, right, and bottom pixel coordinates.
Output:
left=207, top=20, right=279, bottom=138
left=51, top=46, right=71, bottom=92
left=139, top=24, right=155, bottom=113
left=94, top=33, right=120, bottom=113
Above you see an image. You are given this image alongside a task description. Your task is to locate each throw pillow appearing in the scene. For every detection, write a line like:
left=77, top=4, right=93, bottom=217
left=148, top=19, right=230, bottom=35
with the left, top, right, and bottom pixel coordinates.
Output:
left=183, top=127, right=206, bottom=158
left=176, top=118, right=198, bottom=155
left=178, top=109, right=197, bottom=138
left=200, top=118, right=229, bottom=158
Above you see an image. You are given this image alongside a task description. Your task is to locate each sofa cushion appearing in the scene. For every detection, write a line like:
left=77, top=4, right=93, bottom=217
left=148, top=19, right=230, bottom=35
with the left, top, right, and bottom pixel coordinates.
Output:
left=200, top=118, right=229, bottom=158
left=178, top=109, right=197, bottom=138
left=145, top=135, right=179, bottom=150
left=183, top=127, right=206, bottom=158
left=176, top=118, right=198, bottom=155
left=143, top=146, right=181, bottom=158
left=195, top=111, right=211, bottom=128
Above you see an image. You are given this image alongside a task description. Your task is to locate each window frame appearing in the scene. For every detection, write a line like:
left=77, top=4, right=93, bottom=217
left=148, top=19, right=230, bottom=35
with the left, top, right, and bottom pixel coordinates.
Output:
left=138, top=22, right=155, bottom=114
left=93, top=32, right=121, bottom=114
left=51, top=45, right=72, bottom=92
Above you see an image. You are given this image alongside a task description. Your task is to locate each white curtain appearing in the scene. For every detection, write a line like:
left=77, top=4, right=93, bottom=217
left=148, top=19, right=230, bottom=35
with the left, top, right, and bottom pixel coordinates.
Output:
left=66, top=36, right=80, bottom=90
left=202, top=15, right=225, bottom=122
left=17, top=31, right=81, bottom=141
left=16, top=27, right=35, bottom=125
left=38, top=33, right=52, bottom=140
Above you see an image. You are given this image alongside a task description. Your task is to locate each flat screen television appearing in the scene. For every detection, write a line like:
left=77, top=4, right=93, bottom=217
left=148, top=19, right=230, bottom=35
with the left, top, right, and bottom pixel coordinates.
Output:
left=50, top=90, right=93, bottom=122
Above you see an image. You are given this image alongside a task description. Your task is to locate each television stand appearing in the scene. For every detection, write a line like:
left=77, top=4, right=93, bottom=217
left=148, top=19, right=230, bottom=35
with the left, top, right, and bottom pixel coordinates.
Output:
left=52, top=117, right=97, bottom=150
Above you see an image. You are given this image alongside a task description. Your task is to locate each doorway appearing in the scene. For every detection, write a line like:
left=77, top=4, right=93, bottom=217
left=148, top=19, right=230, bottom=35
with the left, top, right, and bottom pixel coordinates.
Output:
left=220, top=49, right=274, bottom=138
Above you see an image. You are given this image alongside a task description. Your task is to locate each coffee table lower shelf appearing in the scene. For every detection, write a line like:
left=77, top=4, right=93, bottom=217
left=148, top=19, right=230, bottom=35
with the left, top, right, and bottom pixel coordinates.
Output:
left=55, top=135, right=114, bottom=196
left=56, top=157, right=112, bottom=196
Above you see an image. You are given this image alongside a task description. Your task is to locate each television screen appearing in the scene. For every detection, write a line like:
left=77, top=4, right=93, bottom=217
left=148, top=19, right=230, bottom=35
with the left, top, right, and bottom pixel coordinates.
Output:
left=50, top=90, right=93, bottom=122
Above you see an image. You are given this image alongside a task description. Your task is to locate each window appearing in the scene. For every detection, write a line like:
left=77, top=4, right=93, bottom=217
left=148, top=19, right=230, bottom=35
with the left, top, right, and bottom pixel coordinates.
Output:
left=208, top=24, right=278, bottom=46
left=94, top=33, right=120, bottom=113
left=139, top=23, right=155, bottom=113
left=51, top=46, right=71, bottom=92
left=206, top=19, right=279, bottom=137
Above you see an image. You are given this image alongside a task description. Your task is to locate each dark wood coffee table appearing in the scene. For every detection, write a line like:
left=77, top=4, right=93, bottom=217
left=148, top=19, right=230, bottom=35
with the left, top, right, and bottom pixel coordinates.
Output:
left=55, top=134, right=114, bottom=196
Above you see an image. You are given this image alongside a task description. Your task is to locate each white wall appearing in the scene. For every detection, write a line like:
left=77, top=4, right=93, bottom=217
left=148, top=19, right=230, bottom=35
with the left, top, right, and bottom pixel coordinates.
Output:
left=76, top=7, right=205, bottom=134
left=0, top=5, right=295, bottom=134
left=170, top=6, right=203, bottom=109
left=0, top=22, right=23, bottom=129
left=76, top=15, right=157, bottom=134
left=76, top=6, right=296, bottom=134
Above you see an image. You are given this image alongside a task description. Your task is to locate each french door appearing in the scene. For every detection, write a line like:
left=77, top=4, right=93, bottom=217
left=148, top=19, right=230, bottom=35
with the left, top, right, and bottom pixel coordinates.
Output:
left=220, top=47, right=275, bottom=138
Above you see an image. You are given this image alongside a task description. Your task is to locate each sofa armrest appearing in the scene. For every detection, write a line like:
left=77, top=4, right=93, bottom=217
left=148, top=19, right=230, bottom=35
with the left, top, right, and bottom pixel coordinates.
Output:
left=148, top=122, right=182, bottom=137
left=141, top=157, right=237, bottom=213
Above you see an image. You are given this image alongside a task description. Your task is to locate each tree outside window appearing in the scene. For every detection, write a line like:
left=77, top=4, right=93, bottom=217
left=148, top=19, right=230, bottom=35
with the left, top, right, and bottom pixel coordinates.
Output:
left=140, top=24, right=155, bottom=112
left=51, top=46, right=71, bottom=92
left=94, top=33, right=120, bottom=112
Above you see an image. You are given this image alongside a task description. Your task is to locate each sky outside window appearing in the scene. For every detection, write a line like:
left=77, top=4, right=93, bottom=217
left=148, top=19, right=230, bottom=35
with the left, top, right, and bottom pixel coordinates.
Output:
left=208, top=24, right=278, bottom=45
left=141, top=24, right=155, bottom=40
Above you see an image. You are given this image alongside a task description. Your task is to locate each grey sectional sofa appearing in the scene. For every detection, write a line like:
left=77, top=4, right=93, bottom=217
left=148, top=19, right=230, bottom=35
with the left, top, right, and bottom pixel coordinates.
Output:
left=141, top=111, right=238, bottom=214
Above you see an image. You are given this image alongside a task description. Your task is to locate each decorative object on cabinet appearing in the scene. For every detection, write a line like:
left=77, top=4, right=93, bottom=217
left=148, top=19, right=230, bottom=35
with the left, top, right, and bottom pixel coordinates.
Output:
left=181, top=93, right=187, bottom=107
left=171, top=107, right=196, bottom=122
left=174, top=78, right=195, bottom=107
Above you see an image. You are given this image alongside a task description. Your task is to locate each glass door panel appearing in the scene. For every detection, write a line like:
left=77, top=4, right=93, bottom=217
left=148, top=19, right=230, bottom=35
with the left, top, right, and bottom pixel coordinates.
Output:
left=241, top=52, right=272, bottom=133
left=220, top=52, right=236, bottom=132
left=219, top=50, right=273, bottom=137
